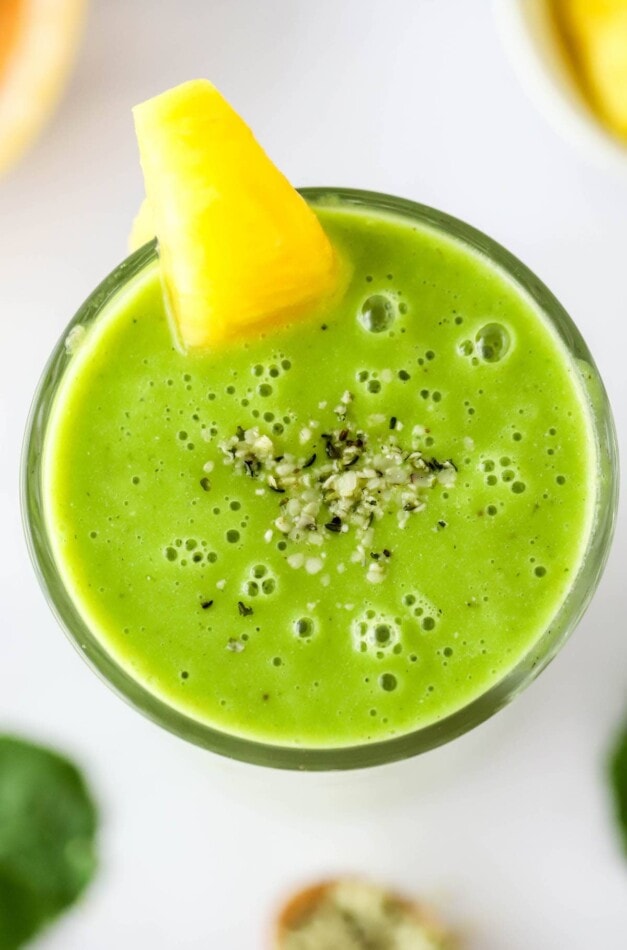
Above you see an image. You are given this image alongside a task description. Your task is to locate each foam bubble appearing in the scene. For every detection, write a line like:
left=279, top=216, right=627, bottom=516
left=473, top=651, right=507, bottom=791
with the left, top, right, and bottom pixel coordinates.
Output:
left=359, top=294, right=396, bottom=333
left=476, top=323, right=510, bottom=363
left=293, top=617, right=314, bottom=638
left=352, top=612, right=401, bottom=656
left=379, top=673, right=398, bottom=692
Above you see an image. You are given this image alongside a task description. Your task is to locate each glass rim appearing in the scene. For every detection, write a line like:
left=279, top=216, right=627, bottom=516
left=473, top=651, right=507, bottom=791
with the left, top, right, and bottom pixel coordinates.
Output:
left=22, top=187, right=619, bottom=770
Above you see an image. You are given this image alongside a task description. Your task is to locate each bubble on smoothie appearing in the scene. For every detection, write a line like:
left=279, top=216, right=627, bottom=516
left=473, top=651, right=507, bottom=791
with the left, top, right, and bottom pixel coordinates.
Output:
left=511, top=481, right=526, bottom=494
left=402, top=591, right=437, bottom=629
left=293, top=617, right=314, bottom=638
left=243, top=565, right=276, bottom=596
left=258, top=383, right=273, bottom=397
left=502, top=469, right=515, bottom=482
left=367, top=379, right=381, bottom=394
left=534, top=565, right=547, bottom=578
left=359, top=294, right=396, bottom=333
left=164, top=546, right=177, bottom=561
left=226, top=529, right=240, bottom=543
left=398, top=369, right=411, bottom=381
left=556, top=475, right=566, bottom=485
left=352, top=613, right=401, bottom=656
left=458, top=339, right=474, bottom=356
left=272, top=656, right=283, bottom=667
left=476, top=323, right=510, bottom=363
left=379, top=673, right=398, bottom=692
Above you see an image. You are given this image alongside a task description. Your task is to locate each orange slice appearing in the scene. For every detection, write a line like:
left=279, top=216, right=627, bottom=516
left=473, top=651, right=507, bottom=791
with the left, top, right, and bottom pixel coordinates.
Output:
left=274, top=878, right=456, bottom=949
left=0, top=0, right=86, bottom=176
left=132, top=80, right=339, bottom=351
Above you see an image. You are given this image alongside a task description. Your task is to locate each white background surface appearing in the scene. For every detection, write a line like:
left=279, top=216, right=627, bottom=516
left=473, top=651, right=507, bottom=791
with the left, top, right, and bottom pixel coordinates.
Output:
left=0, top=1, right=626, bottom=947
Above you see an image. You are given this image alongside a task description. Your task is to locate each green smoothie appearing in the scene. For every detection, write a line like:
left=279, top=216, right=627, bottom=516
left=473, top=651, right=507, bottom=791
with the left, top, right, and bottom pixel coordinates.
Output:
left=42, top=198, right=597, bottom=749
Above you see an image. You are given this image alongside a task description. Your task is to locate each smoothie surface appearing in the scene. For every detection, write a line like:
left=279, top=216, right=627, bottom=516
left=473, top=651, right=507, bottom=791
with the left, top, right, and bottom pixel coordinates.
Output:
left=43, top=200, right=598, bottom=747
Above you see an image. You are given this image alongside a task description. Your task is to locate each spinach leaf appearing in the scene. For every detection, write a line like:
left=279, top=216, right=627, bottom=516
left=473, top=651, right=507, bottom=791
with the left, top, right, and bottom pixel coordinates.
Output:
left=0, top=735, right=98, bottom=947
left=609, top=722, right=627, bottom=857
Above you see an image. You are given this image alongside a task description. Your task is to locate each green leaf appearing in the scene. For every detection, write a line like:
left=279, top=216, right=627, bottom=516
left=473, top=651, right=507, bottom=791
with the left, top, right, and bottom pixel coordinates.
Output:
left=0, top=871, right=44, bottom=950
left=0, top=735, right=98, bottom=947
left=609, top=722, right=627, bottom=857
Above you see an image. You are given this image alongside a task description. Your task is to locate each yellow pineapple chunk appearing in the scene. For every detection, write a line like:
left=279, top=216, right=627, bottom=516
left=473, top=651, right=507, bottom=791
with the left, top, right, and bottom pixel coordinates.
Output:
left=133, top=80, right=338, bottom=350
left=550, top=0, right=627, bottom=138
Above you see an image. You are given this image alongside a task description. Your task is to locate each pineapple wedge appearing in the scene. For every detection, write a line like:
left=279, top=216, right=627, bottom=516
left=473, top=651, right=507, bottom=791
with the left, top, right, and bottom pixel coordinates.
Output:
left=550, top=0, right=627, bottom=138
left=133, top=80, right=338, bottom=350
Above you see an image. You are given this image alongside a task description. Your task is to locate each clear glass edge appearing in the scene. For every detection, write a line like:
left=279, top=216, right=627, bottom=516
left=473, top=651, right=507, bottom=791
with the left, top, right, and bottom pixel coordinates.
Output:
left=20, top=188, right=620, bottom=771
